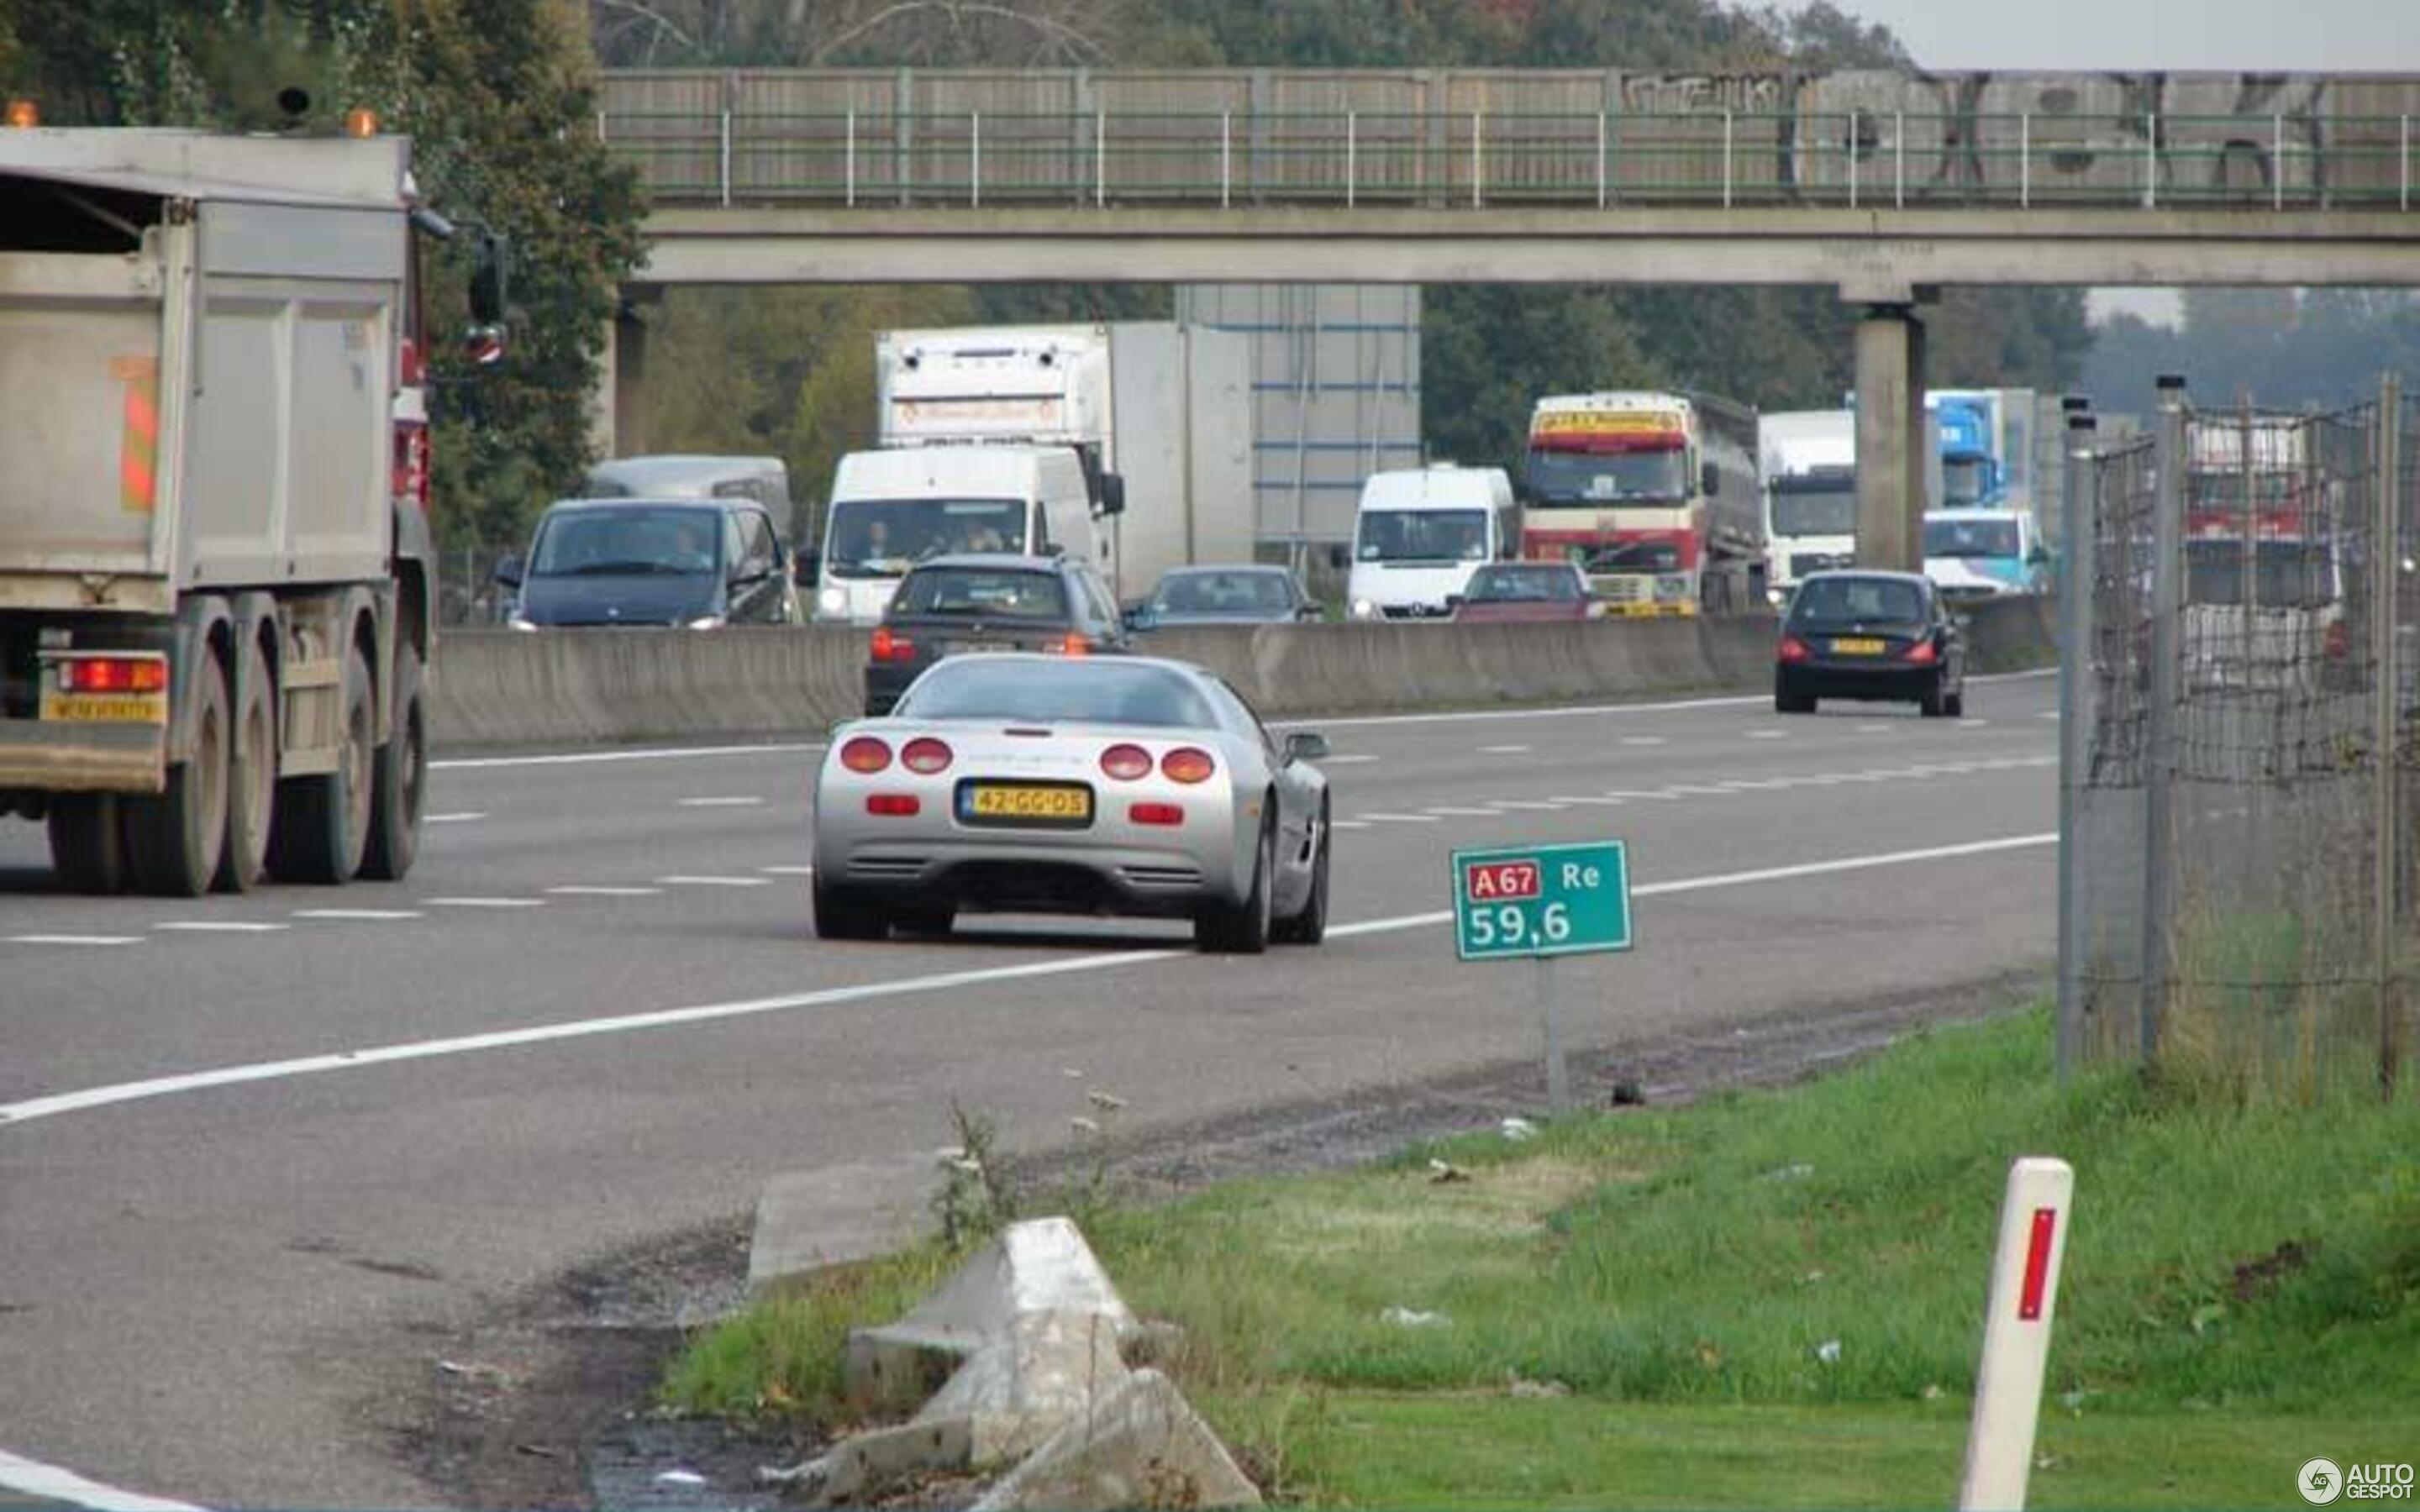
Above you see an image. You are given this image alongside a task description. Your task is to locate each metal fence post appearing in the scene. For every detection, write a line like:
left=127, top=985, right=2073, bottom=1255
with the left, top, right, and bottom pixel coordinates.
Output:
left=2021, top=112, right=2031, bottom=208
left=1347, top=109, right=1357, bottom=208
left=2273, top=113, right=2286, bottom=211
left=1723, top=109, right=1734, bottom=207
left=1597, top=109, right=1607, bottom=208
left=2144, top=112, right=2159, bottom=209
left=1849, top=109, right=1860, bottom=208
left=1894, top=110, right=1904, bottom=207
left=2376, top=372, right=2406, bottom=1096
left=1221, top=110, right=1233, bottom=208
left=969, top=110, right=980, bottom=207
left=2141, top=375, right=2190, bottom=1063
left=2403, top=114, right=2411, bottom=212
left=1471, top=109, right=1483, bottom=208
left=845, top=108, right=857, bottom=207
left=718, top=108, right=731, bottom=207
left=1095, top=109, right=1106, bottom=208
left=2057, top=412, right=2100, bottom=1079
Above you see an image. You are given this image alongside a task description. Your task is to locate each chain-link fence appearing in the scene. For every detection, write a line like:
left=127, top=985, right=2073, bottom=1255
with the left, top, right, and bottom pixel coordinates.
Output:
left=2060, top=378, right=2414, bottom=1097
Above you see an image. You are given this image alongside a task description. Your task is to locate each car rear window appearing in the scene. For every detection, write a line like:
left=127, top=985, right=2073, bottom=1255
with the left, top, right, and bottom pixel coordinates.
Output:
left=1791, top=576, right=1923, bottom=626
left=893, top=568, right=1068, bottom=621
left=897, top=661, right=1215, bottom=729
left=1467, top=566, right=1582, bottom=601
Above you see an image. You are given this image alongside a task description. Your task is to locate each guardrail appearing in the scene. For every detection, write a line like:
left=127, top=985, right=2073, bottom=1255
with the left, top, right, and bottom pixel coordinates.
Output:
left=600, top=70, right=2420, bottom=212
left=430, top=601, right=2057, bottom=750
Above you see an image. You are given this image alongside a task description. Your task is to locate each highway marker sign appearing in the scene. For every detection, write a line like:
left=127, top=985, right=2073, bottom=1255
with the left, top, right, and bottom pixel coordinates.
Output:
left=1451, top=840, right=1633, bottom=962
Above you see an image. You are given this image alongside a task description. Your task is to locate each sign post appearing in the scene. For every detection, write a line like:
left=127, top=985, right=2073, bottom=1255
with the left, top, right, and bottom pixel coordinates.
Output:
left=1958, top=1156, right=2075, bottom=1512
left=1451, top=840, right=1634, bottom=1113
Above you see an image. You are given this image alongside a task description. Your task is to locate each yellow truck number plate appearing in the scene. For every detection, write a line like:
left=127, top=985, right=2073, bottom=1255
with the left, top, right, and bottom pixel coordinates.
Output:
left=40, top=690, right=169, bottom=724
left=1831, top=637, right=1886, bottom=655
left=960, top=783, right=1092, bottom=824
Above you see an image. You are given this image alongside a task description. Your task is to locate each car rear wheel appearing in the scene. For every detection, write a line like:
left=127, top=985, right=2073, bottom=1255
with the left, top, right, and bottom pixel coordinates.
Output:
left=813, top=876, right=889, bottom=941
left=1197, top=814, right=1274, bottom=955
left=1918, top=673, right=1947, bottom=718
left=1775, top=682, right=1816, bottom=714
left=1943, top=687, right=1966, bottom=719
left=1272, top=802, right=1329, bottom=947
left=892, top=906, right=955, bottom=937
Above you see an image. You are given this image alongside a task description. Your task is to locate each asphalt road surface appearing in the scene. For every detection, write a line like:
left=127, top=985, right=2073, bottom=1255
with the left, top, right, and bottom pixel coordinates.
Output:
left=0, top=674, right=2060, bottom=1508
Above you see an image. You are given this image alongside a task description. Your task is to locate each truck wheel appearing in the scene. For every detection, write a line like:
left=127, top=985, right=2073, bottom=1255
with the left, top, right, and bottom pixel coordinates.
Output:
left=47, top=795, right=129, bottom=895
left=271, top=642, right=374, bottom=885
left=360, top=644, right=424, bottom=881
left=125, top=651, right=231, bottom=898
left=215, top=637, right=276, bottom=893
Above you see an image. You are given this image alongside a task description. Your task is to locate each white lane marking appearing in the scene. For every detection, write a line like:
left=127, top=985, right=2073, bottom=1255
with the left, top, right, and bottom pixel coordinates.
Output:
left=1620, top=737, right=1667, bottom=748
left=1265, top=673, right=2048, bottom=732
left=154, top=921, right=289, bottom=934
left=0, top=832, right=2060, bottom=1131
left=1320, top=753, right=1381, bottom=765
left=292, top=909, right=423, bottom=921
left=1423, top=806, right=1503, bottom=817
left=2038, top=711, right=2061, bottom=721
left=432, top=742, right=824, bottom=772
left=0, top=1448, right=204, bottom=1512
left=1664, top=785, right=1737, bottom=797
left=7, top=935, right=140, bottom=947
left=678, top=796, right=767, bottom=808
left=1478, top=744, right=1533, bottom=754
left=1328, top=820, right=1372, bottom=831
left=1603, top=789, right=1680, bottom=801
left=424, top=811, right=487, bottom=824
left=1487, top=800, right=1566, bottom=811
left=1549, top=795, right=1630, bottom=806
left=1856, top=723, right=1892, bottom=733
left=424, top=897, right=547, bottom=910
left=1958, top=718, right=1992, bottom=727
left=545, top=885, right=664, bottom=897
left=1743, top=729, right=1787, bottom=740
left=759, top=865, right=818, bottom=876
left=654, top=875, right=774, bottom=887
left=1357, top=811, right=1442, bottom=824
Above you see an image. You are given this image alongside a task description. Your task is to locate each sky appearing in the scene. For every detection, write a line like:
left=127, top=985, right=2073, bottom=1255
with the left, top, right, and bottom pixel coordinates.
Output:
left=1810, top=0, right=2419, bottom=325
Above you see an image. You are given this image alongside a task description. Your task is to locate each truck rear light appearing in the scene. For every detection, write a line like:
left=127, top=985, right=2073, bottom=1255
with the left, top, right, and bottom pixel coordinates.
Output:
left=1046, top=633, right=1090, bottom=657
left=4, top=100, right=37, bottom=129
left=865, top=794, right=920, bottom=816
left=901, top=738, right=953, bottom=774
left=1903, top=638, right=1939, bottom=666
left=871, top=627, right=915, bottom=663
left=1099, top=743, right=1152, bottom=780
left=1128, top=802, right=1184, bottom=827
left=60, top=655, right=168, bottom=694
left=840, top=736, right=892, bottom=774
left=1777, top=634, right=1813, bottom=664
left=1160, top=747, right=1216, bottom=785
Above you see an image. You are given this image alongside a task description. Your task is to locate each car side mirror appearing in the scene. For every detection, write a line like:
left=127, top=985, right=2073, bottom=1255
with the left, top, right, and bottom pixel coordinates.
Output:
left=1445, top=594, right=1465, bottom=610
left=792, top=549, right=819, bottom=587
left=1283, top=732, right=1330, bottom=764
left=1097, top=474, right=1127, bottom=517
left=492, top=554, right=523, bottom=589
left=1297, top=603, right=1322, bottom=621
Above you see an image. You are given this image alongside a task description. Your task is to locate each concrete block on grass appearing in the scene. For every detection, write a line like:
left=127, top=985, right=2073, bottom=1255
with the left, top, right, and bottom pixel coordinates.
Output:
left=747, top=1155, right=936, bottom=1297
left=968, top=1368, right=1264, bottom=1511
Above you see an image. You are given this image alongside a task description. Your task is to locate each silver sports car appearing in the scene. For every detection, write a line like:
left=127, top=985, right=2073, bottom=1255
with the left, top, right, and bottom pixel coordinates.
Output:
left=809, top=654, right=1332, bottom=953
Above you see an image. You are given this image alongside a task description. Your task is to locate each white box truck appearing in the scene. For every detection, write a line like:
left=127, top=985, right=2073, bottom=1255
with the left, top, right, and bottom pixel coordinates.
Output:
left=0, top=123, right=505, bottom=895
left=833, top=322, right=1252, bottom=617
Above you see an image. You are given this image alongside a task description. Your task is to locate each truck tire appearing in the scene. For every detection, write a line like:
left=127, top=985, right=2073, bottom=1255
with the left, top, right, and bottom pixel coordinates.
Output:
left=215, top=636, right=276, bottom=893
left=47, top=794, right=128, bottom=895
left=271, top=642, right=374, bottom=885
left=360, top=644, right=424, bottom=882
left=125, top=651, right=231, bottom=897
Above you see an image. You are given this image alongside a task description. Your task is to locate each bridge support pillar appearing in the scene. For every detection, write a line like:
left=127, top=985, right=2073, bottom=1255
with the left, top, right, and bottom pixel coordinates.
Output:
left=1853, top=298, right=1931, bottom=574
left=589, top=294, right=655, bottom=459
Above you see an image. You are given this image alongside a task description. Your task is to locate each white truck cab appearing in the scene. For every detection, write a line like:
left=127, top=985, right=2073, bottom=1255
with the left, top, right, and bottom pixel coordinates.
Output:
left=1346, top=465, right=1518, bottom=621
left=813, top=445, right=1103, bottom=625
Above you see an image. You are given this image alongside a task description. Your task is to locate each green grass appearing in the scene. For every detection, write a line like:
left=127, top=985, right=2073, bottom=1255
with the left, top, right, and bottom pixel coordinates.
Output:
left=662, top=1009, right=2420, bottom=1504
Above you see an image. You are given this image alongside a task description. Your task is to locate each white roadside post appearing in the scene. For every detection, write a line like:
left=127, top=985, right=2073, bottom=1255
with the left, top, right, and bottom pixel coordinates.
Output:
left=1958, top=1156, right=2075, bottom=1512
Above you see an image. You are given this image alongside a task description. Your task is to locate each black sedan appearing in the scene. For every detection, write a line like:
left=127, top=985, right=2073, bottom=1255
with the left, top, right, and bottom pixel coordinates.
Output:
left=1775, top=570, right=1967, bottom=717
left=863, top=554, right=1130, bottom=716
left=1128, top=564, right=1320, bottom=629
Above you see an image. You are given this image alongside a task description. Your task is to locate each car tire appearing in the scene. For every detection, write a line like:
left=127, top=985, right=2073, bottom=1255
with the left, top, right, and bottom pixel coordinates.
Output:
left=124, top=648, right=231, bottom=898
left=813, top=876, right=889, bottom=941
left=47, top=793, right=129, bottom=895
left=360, top=643, right=425, bottom=882
left=1272, top=801, right=1329, bottom=947
left=891, top=906, right=955, bottom=937
left=1919, top=673, right=1947, bottom=719
left=1197, top=813, right=1274, bottom=956
left=271, top=641, right=375, bottom=884
left=215, top=635, right=276, bottom=893
left=1943, top=687, right=1966, bottom=719
left=1775, top=682, right=1816, bottom=715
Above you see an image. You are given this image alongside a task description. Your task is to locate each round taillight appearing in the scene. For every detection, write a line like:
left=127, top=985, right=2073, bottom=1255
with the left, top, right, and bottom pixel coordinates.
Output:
left=840, top=736, right=892, bottom=774
left=1160, top=747, right=1216, bottom=785
left=1099, top=743, right=1153, bottom=781
left=902, top=737, right=953, bottom=774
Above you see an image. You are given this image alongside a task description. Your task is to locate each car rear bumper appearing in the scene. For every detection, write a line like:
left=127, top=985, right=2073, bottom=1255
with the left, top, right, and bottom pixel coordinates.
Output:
left=818, top=835, right=1238, bottom=917
left=1776, top=662, right=1941, bottom=701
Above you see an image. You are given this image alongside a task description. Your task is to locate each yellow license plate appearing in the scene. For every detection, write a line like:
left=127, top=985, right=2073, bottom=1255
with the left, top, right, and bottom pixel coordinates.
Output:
left=961, top=783, right=1092, bottom=824
left=1831, top=637, right=1886, bottom=655
left=40, top=690, right=168, bottom=724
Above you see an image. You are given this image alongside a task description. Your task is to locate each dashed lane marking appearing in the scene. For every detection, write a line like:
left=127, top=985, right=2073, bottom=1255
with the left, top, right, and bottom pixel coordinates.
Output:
left=291, top=909, right=423, bottom=921
left=654, top=875, right=774, bottom=888
left=1486, top=800, right=1567, bottom=811
left=1478, top=744, right=1533, bottom=754
left=1743, top=729, right=1787, bottom=740
left=1423, top=806, right=1504, bottom=817
left=1328, top=820, right=1371, bottom=831
left=0, top=1448, right=203, bottom=1512
left=1357, top=812, right=1442, bottom=824
left=1319, top=753, right=1381, bottom=764
left=677, top=796, right=767, bottom=808
left=758, top=865, right=817, bottom=876
left=153, top=921, right=289, bottom=934
left=424, top=812, right=486, bottom=824
left=423, top=898, right=547, bottom=910
left=1619, top=737, right=1667, bottom=747
left=545, top=885, right=664, bottom=897
left=7, top=935, right=139, bottom=948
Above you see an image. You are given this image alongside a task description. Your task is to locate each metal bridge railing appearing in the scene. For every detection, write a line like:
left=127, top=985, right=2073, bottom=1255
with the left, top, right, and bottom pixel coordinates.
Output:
left=602, top=105, right=2420, bottom=213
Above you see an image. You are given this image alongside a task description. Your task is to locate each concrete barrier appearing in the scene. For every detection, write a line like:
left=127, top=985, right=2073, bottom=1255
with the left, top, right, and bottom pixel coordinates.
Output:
left=430, top=606, right=2056, bottom=750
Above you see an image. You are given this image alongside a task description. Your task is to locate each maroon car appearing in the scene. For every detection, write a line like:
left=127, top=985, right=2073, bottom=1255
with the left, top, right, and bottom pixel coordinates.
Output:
left=1449, top=562, right=1597, bottom=622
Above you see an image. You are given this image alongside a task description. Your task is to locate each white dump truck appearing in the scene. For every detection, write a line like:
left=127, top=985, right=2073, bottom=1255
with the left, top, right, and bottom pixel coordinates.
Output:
left=816, top=322, right=1251, bottom=620
left=0, top=123, right=505, bottom=894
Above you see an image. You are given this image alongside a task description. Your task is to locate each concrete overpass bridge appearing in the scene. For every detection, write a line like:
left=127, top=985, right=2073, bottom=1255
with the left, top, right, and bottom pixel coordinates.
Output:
left=597, top=66, right=2420, bottom=567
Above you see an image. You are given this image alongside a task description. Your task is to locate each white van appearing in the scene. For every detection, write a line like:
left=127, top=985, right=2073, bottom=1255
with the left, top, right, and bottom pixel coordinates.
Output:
left=813, top=444, right=1107, bottom=625
left=1347, top=466, right=1519, bottom=621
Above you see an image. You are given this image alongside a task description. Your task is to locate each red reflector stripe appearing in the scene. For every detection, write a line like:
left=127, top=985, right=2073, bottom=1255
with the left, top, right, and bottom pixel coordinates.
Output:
left=2017, top=1206, right=2057, bottom=1320
left=865, top=794, right=920, bottom=816
left=1129, top=802, right=1183, bottom=827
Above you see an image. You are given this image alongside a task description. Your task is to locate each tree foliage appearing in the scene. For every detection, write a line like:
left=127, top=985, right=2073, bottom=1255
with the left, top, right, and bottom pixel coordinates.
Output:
left=0, top=0, right=643, bottom=549
left=2085, top=290, right=2420, bottom=416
